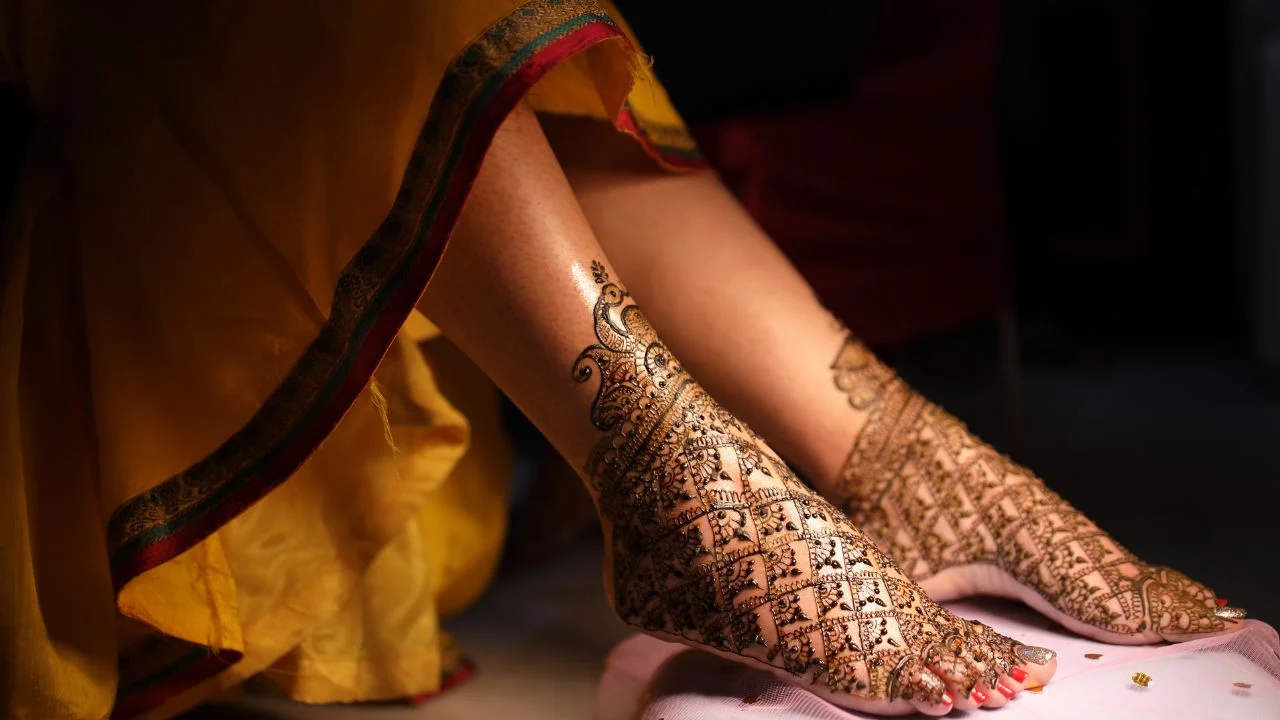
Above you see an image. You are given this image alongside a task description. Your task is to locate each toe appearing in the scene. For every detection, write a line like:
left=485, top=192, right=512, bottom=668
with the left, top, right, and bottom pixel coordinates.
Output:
left=983, top=686, right=1012, bottom=708
left=1146, top=584, right=1244, bottom=638
left=910, top=695, right=955, bottom=717
left=966, top=685, right=994, bottom=708
left=1159, top=566, right=1217, bottom=607
left=964, top=677, right=1008, bottom=708
left=890, top=655, right=954, bottom=716
left=968, top=621, right=1059, bottom=690
left=970, top=667, right=1009, bottom=708
left=993, top=678, right=1020, bottom=703
left=1013, top=643, right=1059, bottom=689
left=1158, top=613, right=1248, bottom=642
left=1145, top=571, right=1249, bottom=642
left=920, top=644, right=984, bottom=710
left=1004, top=664, right=1033, bottom=693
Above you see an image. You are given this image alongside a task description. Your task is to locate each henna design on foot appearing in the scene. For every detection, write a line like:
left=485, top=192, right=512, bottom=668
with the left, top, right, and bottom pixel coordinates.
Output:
left=573, top=262, right=1041, bottom=709
left=829, top=333, right=1239, bottom=641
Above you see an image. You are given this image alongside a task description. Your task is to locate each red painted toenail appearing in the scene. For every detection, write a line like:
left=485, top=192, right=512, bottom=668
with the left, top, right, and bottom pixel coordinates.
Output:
left=942, top=691, right=953, bottom=705
left=1010, top=667, right=1028, bottom=683
left=971, top=689, right=988, bottom=703
left=997, top=683, right=1016, bottom=699
left=1217, top=597, right=1229, bottom=607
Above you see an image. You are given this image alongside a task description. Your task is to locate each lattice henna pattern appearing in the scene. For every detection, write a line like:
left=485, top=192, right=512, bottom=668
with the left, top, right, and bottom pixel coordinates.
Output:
left=831, top=333, right=1231, bottom=638
left=573, top=262, right=1030, bottom=704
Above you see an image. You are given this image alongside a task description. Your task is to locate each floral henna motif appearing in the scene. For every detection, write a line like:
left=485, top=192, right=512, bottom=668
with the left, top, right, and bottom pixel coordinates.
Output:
left=573, top=262, right=1029, bottom=704
left=831, top=333, right=1238, bottom=638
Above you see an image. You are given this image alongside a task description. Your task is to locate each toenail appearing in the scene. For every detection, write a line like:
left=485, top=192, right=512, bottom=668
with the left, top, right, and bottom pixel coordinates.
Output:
left=1010, top=667, right=1028, bottom=683
left=1217, top=597, right=1229, bottom=607
left=997, top=683, right=1016, bottom=699
left=1015, top=645, right=1056, bottom=665
left=942, top=691, right=953, bottom=706
left=971, top=689, right=988, bottom=703
left=1214, top=606, right=1247, bottom=619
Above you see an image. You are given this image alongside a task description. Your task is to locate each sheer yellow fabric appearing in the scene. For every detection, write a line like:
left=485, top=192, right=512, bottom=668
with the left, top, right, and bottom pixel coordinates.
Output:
left=0, top=0, right=696, bottom=718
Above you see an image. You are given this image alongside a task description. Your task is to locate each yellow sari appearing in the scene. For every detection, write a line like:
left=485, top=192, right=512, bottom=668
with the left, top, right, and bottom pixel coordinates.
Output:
left=0, top=1, right=699, bottom=717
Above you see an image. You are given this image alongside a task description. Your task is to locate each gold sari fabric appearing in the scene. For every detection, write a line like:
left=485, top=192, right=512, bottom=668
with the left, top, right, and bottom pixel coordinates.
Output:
left=0, top=1, right=699, bottom=717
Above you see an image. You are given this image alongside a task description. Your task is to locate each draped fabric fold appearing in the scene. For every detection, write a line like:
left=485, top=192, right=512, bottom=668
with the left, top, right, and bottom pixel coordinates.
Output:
left=0, top=1, right=701, bottom=717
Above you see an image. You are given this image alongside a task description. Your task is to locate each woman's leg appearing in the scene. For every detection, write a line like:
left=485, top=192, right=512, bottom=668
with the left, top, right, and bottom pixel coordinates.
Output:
left=421, top=104, right=1057, bottom=715
left=542, top=115, right=1245, bottom=645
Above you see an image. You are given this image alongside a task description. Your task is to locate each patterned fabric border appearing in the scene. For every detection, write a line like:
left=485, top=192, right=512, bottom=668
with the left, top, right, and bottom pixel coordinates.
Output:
left=113, top=642, right=239, bottom=719
left=107, top=0, right=631, bottom=589
left=106, top=1, right=706, bottom=713
left=106, top=2, right=656, bottom=716
left=618, top=100, right=706, bottom=170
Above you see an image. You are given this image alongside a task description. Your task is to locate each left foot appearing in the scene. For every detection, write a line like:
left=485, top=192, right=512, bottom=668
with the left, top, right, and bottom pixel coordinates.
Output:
left=575, top=266, right=1057, bottom=714
left=824, top=335, right=1247, bottom=644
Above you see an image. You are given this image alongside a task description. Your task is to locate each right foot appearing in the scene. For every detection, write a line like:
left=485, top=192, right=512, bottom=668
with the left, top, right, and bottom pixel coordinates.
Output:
left=572, top=263, right=1057, bottom=715
left=827, top=334, right=1246, bottom=645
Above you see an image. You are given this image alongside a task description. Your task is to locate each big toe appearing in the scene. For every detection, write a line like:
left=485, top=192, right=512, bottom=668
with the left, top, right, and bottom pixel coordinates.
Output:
left=1012, top=643, right=1059, bottom=690
left=969, top=620, right=1059, bottom=689
left=1144, top=570, right=1249, bottom=642
left=1155, top=602, right=1249, bottom=642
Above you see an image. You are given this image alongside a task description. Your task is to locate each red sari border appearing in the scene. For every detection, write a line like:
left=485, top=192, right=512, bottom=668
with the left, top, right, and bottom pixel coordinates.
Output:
left=112, top=649, right=241, bottom=720
left=106, top=0, right=712, bottom=586
left=108, top=6, right=625, bottom=592
left=106, top=1, right=703, bottom=592
left=617, top=101, right=708, bottom=171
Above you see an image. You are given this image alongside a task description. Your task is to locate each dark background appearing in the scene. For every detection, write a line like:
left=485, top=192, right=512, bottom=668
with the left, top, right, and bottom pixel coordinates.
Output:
left=603, top=0, right=1280, bottom=618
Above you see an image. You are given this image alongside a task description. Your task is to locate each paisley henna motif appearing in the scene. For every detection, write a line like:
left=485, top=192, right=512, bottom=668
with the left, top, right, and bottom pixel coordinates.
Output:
left=831, top=333, right=1236, bottom=638
left=574, top=262, right=1032, bottom=704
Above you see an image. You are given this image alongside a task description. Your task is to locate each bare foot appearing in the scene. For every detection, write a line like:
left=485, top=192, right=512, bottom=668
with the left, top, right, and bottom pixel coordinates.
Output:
left=828, top=335, right=1247, bottom=644
left=572, top=266, right=1058, bottom=715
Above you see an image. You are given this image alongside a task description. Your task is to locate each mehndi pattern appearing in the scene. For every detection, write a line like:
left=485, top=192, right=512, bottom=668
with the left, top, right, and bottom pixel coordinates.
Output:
left=574, top=263, right=1034, bottom=704
left=831, top=333, right=1232, bottom=638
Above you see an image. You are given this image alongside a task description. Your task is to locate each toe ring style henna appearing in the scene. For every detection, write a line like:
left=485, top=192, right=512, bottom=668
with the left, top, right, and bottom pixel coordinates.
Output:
left=884, top=654, right=915, bottom=700
left=1015, top=645, right=1056, bottom=665
left=886, top=655, right=946, bottom=704
left=1214, top=606, right=1247, bottom=620
left=944, top=633, right=965, bottom=654
left=922, top=642, right=951, bottom=667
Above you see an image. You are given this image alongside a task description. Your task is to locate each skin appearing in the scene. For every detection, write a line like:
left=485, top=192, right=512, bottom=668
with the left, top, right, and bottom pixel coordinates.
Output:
left=540, top=114, right=1246, bottom=646
left=420, top=104, right=1056, bottom=715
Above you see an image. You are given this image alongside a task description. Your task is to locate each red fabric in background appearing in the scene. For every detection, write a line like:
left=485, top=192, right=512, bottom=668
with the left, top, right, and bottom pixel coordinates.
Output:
left=693, top=0, right=1009, bottom=346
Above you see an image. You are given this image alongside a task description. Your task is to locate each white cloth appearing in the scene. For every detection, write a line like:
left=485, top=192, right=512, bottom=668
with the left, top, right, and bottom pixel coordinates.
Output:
left=595, top=600, right=1280, bottom=720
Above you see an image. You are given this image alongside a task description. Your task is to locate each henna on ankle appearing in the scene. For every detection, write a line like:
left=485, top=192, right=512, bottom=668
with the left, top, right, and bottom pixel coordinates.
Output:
left=829, top=332, right=1235, bottom=638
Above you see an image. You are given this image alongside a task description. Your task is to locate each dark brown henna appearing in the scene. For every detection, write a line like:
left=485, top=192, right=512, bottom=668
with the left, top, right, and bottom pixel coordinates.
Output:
left=831, top=333, right=1235, bottom=638
left=574, top=263, right=1028, bottom=704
